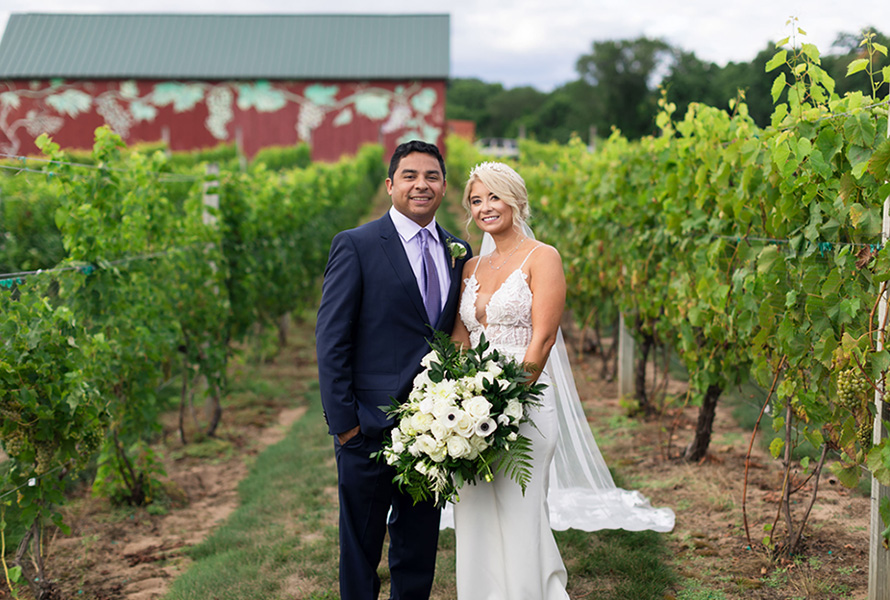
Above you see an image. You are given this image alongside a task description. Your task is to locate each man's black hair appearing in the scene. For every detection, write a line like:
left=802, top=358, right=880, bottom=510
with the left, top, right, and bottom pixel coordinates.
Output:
left=387, top=140, right=446, bottom=181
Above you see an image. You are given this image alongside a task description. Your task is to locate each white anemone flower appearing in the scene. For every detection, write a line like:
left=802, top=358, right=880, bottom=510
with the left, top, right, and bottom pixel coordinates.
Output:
left=474, top=417, right=497, bottom=437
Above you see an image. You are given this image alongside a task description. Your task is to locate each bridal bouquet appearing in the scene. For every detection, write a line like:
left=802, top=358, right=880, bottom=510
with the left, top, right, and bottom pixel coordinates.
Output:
left=376, top=331, right=546, bottom=506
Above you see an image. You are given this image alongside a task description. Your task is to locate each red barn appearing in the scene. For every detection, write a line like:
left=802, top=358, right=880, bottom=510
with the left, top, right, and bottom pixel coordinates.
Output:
left=0, top=13, right=449, bottom=161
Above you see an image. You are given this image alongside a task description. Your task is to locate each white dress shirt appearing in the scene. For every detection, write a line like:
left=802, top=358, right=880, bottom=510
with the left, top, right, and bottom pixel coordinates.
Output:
left=389, top=206, right=451, bottom=311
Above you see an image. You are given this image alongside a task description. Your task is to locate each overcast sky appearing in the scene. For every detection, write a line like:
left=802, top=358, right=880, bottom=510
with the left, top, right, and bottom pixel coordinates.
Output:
left=1, top=0, right=886, bottom=90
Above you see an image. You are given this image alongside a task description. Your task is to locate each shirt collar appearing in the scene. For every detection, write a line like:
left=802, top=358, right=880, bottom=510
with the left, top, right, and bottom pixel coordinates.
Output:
left=389, top=206, right=440, bottom=243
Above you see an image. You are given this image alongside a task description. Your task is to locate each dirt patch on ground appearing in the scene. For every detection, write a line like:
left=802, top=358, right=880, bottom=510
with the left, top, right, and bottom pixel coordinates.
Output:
left=570, top=332, right=869, bottom=599
left=4, top=316, right=871, bottom=600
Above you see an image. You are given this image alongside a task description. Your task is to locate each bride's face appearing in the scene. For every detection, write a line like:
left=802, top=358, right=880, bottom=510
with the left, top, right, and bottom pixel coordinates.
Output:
left=468, top=180, right=514, bottom=235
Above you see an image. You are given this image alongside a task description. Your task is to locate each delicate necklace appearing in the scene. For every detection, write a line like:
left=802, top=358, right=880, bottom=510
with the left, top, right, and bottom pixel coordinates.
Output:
left=487, top=236, right=526, bottom=270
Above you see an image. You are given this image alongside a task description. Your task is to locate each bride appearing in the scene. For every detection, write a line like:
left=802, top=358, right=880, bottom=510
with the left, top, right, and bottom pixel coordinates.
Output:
left=446, top=161, right=674, bottom=598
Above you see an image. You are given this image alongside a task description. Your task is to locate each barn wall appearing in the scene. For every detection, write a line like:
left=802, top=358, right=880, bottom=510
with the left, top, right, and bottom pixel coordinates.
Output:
left=0, top=79, right=446, bottom=162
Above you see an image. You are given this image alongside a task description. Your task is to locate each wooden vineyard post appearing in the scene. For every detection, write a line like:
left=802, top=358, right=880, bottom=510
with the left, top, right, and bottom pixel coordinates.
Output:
left=202, top=163, right=221, bottom=427
left=869, top=117, right=890, bottom=600
left=618, top=312, right=635, bottom=401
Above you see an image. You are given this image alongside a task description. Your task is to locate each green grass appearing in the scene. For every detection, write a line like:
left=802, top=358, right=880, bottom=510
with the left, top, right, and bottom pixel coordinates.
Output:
left=557, top=528, right=677, bottom=599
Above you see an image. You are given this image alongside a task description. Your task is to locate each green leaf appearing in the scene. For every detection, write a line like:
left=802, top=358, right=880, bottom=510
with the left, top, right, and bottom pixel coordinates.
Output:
left=844, top=113, right=876, bottom=147
left=868, top=139, right=890, bottom=180
left=769, top=437, right=784, bottom=458
left=872, top=350, right=890, bottom=380
left=801, top=43, right=819, bottom=62
left=831, top=462, right=862, bottom=488
left=846, top=58, right=870, bottom=77
left=771, top=73, right=787, bottom=103
left=766, top=50, right=788, bottom=72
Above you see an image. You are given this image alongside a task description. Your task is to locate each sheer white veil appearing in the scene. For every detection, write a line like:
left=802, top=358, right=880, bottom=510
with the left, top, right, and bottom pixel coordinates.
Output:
left=439, top=225, right=675, bottom=533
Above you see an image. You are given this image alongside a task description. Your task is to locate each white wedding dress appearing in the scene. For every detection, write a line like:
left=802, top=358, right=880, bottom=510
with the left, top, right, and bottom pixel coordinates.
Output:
left=447, top=243, right=675, bottom=599
left=453, top=246, right=569, bottom=599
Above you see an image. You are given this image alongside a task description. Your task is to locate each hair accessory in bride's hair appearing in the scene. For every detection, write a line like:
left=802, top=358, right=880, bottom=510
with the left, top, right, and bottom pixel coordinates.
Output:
left=468, top=161, right=523, bottom=182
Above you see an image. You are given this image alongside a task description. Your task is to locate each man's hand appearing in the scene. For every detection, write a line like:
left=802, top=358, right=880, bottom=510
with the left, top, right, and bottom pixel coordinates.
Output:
left=337, top=425, right=361, bottom=445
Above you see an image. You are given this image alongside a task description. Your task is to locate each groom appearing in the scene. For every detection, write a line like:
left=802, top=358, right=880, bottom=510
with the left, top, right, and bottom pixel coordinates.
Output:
left=316, top=140, right=471, bottom=599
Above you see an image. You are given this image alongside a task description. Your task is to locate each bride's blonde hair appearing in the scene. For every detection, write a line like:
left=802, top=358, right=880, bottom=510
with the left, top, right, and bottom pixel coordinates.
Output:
left=461, top=162, right=530, bottom=231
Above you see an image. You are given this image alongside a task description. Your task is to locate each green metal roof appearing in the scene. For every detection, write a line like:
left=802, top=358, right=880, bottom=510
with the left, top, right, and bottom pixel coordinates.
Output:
left=0, top=13, right=450, bottom=79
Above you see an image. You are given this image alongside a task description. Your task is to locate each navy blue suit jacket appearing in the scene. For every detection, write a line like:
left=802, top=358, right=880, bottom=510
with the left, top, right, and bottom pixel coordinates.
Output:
left=316, top=213, right=471, bottom=440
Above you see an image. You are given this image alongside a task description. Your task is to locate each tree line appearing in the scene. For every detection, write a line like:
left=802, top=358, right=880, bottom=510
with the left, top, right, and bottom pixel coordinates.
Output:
left=447, top=27, right=888, bottom=143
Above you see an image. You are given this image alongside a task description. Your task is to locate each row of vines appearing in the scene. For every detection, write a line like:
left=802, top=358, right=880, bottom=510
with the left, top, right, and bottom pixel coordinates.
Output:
left=0, top=128, right=383, bottom=597
left=448, top=33, right=890, bottom=556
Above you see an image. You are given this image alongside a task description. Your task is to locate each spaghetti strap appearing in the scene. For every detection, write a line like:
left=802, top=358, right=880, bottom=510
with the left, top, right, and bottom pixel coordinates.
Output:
left=518, top=243, right=544, bottom=269
left=471, top=253, right=483, bottom=276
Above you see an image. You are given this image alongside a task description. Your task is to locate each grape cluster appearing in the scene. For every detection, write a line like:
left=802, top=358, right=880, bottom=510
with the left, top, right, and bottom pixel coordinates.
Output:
left=78, top=425, right=104, bottom=457
left=34, top=439, right=57, bottom=474
left=837, top=367, right=871, bottom=410
left=1, top=429, right=28, bottom=457
left=858, top=420, right=874, bottom=448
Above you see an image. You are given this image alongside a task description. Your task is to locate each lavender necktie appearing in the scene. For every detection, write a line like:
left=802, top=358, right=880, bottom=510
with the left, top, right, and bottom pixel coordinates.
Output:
left=420, top=228, right=441, bottom=324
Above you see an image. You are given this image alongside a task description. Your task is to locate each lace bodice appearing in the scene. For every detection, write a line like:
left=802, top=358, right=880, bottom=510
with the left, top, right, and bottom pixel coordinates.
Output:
left=459, top=263, right=534, bottom=358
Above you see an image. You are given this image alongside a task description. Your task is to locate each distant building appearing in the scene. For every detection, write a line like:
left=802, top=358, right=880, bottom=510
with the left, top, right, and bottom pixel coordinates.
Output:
left=447, top=119, right=476, bottom=141
left=0, top=13, right=449, bottom=161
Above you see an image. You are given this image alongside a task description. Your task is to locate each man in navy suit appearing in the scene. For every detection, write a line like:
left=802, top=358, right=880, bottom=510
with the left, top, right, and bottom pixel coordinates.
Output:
left=316, top=140, right=471, bottom=599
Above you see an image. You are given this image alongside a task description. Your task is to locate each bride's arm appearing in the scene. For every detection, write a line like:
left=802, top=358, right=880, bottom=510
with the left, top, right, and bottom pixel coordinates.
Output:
left=450, top=257, right=476, bottom=350
left=524, top=245, right=566, bottom=382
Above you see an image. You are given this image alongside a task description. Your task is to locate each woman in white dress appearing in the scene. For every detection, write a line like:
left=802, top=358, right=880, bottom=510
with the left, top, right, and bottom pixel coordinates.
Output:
left=448, top=162, right=674, bottom=599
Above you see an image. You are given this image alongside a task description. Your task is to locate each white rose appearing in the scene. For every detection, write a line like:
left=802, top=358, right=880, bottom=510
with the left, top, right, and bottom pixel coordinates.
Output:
left=428, top=442, right=448, bottom=463
left=464, top=396, right=492, bottom=420
left=430, top=419, right=448, bottom=441
left=399, top=417, right=417, bottom=437
left=472, top=372, right=488, bottom=391
left=453, top=410, right=476, bottom=438
left=432, top=396, right=455, bottom=418
left=416, top=434, right=440, bottom=456
left=446, top=435, right=472, bottom=459
left=470, top=434, right=490, bottom=453
left=474, top=417, right=497, bottom=437
left=507, top=432, right=518, bottom=442
left=505, top=400, right=523, bottom=423
left=484, top=362, right=503, bottom=378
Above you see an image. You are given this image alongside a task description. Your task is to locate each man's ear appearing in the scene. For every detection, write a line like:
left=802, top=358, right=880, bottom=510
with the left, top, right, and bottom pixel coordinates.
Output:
left=385, top=178, right=394, bottom=195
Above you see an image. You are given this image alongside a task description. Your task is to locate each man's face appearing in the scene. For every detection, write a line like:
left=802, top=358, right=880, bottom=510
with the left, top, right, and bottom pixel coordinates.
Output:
left=386, top=152, right=446, bottom=227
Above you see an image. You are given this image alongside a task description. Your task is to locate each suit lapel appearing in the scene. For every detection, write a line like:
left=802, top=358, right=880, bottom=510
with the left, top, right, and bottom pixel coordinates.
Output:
left=436, top=224, right=466, bottom=329
left=379, top=213, right=428, bottom=322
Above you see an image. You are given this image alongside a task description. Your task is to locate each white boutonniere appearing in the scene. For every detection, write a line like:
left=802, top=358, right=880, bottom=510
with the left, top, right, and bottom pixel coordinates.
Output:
left=448, top=241, right=467, bottom=268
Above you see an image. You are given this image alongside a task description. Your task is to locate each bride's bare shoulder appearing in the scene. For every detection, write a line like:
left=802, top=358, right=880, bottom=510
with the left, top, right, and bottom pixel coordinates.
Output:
left=462, top=255, right=481, bottom=276
left=528, top=242, right=561, bottom=265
